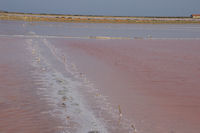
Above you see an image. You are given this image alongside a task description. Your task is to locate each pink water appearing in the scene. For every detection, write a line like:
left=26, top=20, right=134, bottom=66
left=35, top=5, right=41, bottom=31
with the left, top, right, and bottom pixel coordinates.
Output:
left=1, top=20, right=200, bottom=133
left=49, top=39, right=200, bottom=133
left=0, top=37, right=66, bottom=133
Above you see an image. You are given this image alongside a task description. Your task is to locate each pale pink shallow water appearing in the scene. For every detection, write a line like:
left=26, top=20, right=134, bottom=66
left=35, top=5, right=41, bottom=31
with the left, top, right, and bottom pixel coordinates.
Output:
left=1, top=20, right=200, bottom=133
left=0, top=36, right=132, bottom=133
left=0, top=38, right=67, bottom=133
left=49, top=39, right=200, bottom=133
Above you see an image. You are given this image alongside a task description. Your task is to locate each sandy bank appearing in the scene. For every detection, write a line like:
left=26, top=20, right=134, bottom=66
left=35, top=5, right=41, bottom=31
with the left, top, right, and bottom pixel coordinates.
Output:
left=1, top=12, right=200, bottom=24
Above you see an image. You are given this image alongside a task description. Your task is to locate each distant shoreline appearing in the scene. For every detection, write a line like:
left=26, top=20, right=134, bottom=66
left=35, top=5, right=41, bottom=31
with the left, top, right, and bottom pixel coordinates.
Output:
left=0, top=12, right=200, bottom=24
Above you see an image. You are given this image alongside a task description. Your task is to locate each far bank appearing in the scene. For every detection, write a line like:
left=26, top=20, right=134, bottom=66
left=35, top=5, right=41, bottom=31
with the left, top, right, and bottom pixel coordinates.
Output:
left=1, top=12, right=200, bottom=24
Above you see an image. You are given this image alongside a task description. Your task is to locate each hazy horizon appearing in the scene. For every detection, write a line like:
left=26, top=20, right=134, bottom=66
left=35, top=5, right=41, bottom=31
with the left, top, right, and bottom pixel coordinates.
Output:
left=0, top=0, right=200, bottom=17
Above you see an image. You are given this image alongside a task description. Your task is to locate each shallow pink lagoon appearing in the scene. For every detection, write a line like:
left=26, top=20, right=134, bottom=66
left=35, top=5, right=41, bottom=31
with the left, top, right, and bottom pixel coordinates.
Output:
left=49, top=39, right=200, bottom=133
left=1, top=20, right=200, bottom=133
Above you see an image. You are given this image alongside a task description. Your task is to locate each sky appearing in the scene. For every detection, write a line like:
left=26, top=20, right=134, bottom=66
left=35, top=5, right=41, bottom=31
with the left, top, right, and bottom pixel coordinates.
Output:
left=0, top=0, right=200, bottom=17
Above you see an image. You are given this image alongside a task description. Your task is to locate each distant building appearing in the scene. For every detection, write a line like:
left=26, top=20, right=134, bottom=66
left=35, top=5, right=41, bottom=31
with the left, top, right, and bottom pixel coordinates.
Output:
left=191, top=14, right=200, bottom=19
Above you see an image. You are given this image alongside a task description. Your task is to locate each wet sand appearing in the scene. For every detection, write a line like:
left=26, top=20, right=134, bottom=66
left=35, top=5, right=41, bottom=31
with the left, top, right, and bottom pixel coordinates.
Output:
left=49, top=39, right=200, bottom=133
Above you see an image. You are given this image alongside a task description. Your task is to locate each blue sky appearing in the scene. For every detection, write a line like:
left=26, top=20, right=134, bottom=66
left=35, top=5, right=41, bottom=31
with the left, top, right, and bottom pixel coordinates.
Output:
left=0, top=0, right=200, bottom=16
